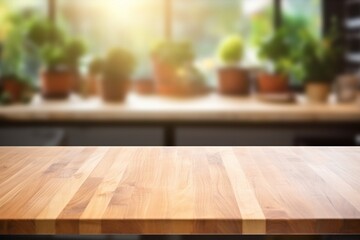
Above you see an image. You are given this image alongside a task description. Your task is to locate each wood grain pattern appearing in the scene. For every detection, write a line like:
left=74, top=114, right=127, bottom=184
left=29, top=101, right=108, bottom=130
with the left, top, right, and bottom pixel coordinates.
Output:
left=0, top=147, right=359, bottom=234
left=0, top=93, right=359, bottom=123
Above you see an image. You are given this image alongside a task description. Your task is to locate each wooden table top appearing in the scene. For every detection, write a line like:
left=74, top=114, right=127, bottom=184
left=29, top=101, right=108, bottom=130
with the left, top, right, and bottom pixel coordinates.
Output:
left=0, top=93, right=359, bottom=123
left=0, top=147, right=359, bottom=235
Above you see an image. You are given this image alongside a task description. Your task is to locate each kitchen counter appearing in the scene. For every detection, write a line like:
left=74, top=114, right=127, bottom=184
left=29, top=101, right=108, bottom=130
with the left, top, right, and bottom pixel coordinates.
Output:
left=0, top=147, right=359, bottom=234
left=0, top=93, right=359, bottom=123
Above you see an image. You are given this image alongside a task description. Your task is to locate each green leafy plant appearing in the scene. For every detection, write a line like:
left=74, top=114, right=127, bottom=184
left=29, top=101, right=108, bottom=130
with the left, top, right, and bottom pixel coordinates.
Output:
left=295, top=22, right=342, bottom=83
left=0, top=29, right=23, bottom=79
left=0, top=13, right=33, bottom=88
left=63, top=38, right=87, bottom=70
left=151, top=40, right=194, bottom=67
left=27, top=19, right=65, bottom=48
left=0, top=12, right=36, bottom=104
left=102, top=48, right=136, bottom=81
left=26, top=18, right=87, bottom=73
left=2, top=15, right=53, bottom=82
left=40, top=44, right=67, bottom=72
left=217, top=35, right=243, bottom=65
left=40, top=40, right=87, bottom=72
left=1, top=38, right=34, bottom=103
left=0, top=12, right=26, bottom=78
left=258, top=27, right=295, bottom=76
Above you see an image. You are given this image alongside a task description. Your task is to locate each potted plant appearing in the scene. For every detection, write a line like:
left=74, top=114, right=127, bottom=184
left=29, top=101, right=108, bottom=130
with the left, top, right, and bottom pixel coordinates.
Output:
left=27, top=19, right=87, bottom=99
left=40, top=44, right=73, bottom=98
left=1, top=74, right=33, bottom=103
left=151, top=40, right=207, bottom=96
left=296, top=26, right=342, bottom=103
left=217, top=35, right=248, bottom=95
left=99, top=48, right=136, bottom=102
left=26, top=18, right=65, bottom=79
left=258, top=28, right=294, bottom=94
left=63, top=38, right=87, bottom=92
left=27, top=20, right=68, bottom=98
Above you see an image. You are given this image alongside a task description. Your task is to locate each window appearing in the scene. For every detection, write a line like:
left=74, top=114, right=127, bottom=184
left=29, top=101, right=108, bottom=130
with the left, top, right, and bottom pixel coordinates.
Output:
left=1, top=0, right=324, bottom=83
left=58, top=0, right=165, bottom=77
left=282, top=0, right=322, bottom=38
left=55, top=0, right=274, bottom=85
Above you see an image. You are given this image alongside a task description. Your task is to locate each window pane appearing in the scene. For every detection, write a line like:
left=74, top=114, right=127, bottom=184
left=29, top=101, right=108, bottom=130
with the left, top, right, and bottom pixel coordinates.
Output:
left=282, top=0, right=322, bottom=38
left=58, top=0, right=165, bottom=77
left=173, top=0, right=273, bottom=86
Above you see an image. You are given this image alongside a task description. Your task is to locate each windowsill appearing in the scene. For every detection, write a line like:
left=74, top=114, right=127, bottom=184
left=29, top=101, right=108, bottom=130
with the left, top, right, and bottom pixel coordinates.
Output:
left=0, top=92, right=359, bottom=123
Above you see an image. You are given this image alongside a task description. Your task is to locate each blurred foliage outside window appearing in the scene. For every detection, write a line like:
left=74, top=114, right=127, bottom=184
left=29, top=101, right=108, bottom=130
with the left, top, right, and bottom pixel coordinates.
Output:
left=282, top=0, right=322, bottom=85
left=283, top=0, right=322, bottom=38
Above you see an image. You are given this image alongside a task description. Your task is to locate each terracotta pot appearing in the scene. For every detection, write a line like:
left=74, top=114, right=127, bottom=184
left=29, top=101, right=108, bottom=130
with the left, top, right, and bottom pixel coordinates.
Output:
left=84, top=74, right=99, bottom=96
left=152, top=58, right=178, bottom=94
left=2, top=78, right=24, bottom=102
left=152, top=59, right=208, bottom=97
left=100, top=77, right=129, bottom=102
left=41, top=71, right=73, bottom=99
left=306, top=82, right=331, bottom=103
left=218, top=67, right=249, bottom=95
left=156, top=83, right=208, bottom=97
left=257, top=73, right=288, bottom=94
left=133, top=79, right=155, bottom=95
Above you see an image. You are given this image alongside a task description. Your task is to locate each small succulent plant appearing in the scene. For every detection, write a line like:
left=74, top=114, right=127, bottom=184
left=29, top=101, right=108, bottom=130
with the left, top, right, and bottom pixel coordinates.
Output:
left=258, top=27, right=295, bottom=76
left=102, top=48, right=136, bottom=81
left=217, top=35, right=244, bottom=65
left=295, top=21, right=342, bottom=83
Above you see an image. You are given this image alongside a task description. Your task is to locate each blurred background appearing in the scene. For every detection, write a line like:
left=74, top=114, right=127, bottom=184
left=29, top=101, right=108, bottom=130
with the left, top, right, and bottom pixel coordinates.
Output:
left=0, top=0, right=359, bottom=147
